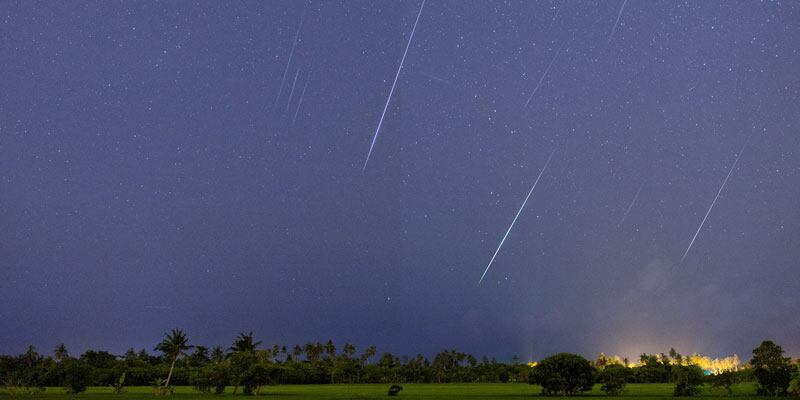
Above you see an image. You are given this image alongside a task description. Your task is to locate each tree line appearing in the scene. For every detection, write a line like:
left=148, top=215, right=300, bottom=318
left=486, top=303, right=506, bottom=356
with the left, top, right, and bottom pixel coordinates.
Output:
left=1, top=330, right=798, bottom=397
left=530, top=341, right=798, bottom=397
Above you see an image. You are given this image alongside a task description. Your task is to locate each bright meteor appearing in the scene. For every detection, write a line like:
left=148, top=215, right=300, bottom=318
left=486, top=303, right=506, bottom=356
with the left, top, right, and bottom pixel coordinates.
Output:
left=478, top=149, right=556, bottom=286
left=681, top=143, right=746, bottom=262
left=363, top=0, right=425, bottom=171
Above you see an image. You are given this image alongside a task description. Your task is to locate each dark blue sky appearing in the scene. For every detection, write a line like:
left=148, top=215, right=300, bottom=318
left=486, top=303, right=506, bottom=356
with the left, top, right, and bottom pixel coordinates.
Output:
left=1, top=1, right=798, bottom=361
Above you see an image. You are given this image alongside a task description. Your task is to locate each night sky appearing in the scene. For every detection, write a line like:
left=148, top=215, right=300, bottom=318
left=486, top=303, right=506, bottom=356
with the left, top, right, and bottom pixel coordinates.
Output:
left=2, top=1, right=799, bottom=361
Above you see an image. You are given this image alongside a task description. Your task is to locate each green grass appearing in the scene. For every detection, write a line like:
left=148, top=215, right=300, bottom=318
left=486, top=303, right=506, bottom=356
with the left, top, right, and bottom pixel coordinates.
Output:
left=0, top=383, right=759, bottom=399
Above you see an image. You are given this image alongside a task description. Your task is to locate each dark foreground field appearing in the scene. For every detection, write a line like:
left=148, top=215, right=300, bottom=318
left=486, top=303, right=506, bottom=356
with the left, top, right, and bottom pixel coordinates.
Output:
left=0, top=383, right=759, bottom=399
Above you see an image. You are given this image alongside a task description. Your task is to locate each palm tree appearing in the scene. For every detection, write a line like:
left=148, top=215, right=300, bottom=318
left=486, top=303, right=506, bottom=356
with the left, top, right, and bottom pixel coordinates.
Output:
left=302, top=342, right=318, bottom=362
left=360, top=345, right=377, bottom=367
left=342, top=343, right=357, bottom=360
left=325, top=339, right=336, bottom=359
left=154, top=328, right=192, bottom=387
left=210, top=345, right=225, bottom=364
left=229, top=332, right=261, bottom=354
left=54, top=343, right=69, bottom=362
left=292, top=345, right=303, bottom=362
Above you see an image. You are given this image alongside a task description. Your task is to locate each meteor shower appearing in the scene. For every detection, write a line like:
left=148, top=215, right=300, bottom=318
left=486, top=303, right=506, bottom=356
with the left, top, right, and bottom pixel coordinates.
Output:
left=1, top=1, right=798, bottom=398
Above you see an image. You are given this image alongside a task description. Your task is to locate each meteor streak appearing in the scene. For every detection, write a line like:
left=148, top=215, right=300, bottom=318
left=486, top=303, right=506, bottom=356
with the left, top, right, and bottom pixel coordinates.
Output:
left=286, top=69, right=301, bottom=112
left=363, top=0, right=426, bottom=171
left=681, top=144, right=746, bottom=262
left=418, top=71, right=455, bottom=88
left=618, top=182, right=643, bottom=226
left=292, top=73, right=310, bottom=126
left=607, top=0, right=627, bottom=44
left=477, top=149, right=556, bottom=286
left=274, top=17, right=303, bottom=110
left=523, top=43, right=564, bottom=109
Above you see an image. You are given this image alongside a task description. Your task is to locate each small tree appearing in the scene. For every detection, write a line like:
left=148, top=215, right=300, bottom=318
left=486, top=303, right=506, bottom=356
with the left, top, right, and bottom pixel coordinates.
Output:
left=529, top=353, right=595, bottom=396
left=229, top=351, right=259, bottom=395
left=241, top=363, right=269, bottom=395
left=195, top=364, right=228, bottom=394
left=598, top=364, right=631, bottom=396
left=111, top=372, right=126, bottom=394
left=752, top=340, right=792, bottom=396
left=671, top=364, right=704, bottom=397
left=151, top=378, right=173, bottom=396
left=62, top=359, right=90, bottom=394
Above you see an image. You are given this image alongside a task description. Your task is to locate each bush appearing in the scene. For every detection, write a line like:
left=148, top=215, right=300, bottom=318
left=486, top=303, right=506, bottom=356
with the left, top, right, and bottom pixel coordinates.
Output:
left=62, top=359, right=90, bottom=394
left=788, top=364, right=800, bottom=397
left=388, top=384, right=403, bottom=396
left=151, top=378, right=173, bottom=396
left=194, top=364, right=228, bottom=394
left=3, top=375, right=45, bottom=397
left=598, top=364, right=631, bottom=396
left=529, top=353, right=595, bottom=396
left=671, top=364, right=704, bottom=396
left=708, top=370, right=741, bottom=395
left=111, top=371, right=126, bottom=394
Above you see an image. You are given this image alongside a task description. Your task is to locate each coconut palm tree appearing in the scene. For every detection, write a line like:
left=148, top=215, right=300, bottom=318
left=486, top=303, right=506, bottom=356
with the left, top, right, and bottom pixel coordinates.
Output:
left=229, top=332, right=261, bottom=354
left=360, top=345, right=377, bottom=367
left=292, top=345, right=303, bottom=362
left=154, top=328, right=192, bottom=387
left=342, top=343, right=357, bottom=360
left=210, top=345, right=225, bottom=364
left=54, top=343, right=69, bottom=362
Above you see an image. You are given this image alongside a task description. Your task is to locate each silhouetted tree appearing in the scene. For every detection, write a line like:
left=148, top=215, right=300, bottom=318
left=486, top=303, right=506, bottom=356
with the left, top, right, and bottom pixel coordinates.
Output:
left=62, top=359, right=90, bottom=394
left=751, top=340, right=792, bottom=396
left=210, top=345, right=225, bottom=364
left=230, top=332, right=261, bottom=354
left=154, top=328, right=192, bottom=387
left=53, top=344, right=69, bottom=363
left=529, top=353, right=595, bottom=396
left=360, top=345, right=377, bottom=367
left=598, top=364, right=631, bottom=396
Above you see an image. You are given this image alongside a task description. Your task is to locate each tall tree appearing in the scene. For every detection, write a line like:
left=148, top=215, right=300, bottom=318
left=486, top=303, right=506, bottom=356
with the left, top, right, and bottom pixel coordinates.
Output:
left=360, top=345, right=377, bottom=367
left=342, top=343, right=357, bottom=360
left=230, top=332, right=261, bottom=354
left=22, top=345, right=42, bottom=367
left=188, top=345, right=209, bottom=366
left=54, top=343, right=69, bottom=362
left=325, top=340, right=336, bottom=359
left=154, top=328, right=192, bottom=387
left=210, top=345, right=225, bottom=364
left=292, top=345, right=303, bottom=362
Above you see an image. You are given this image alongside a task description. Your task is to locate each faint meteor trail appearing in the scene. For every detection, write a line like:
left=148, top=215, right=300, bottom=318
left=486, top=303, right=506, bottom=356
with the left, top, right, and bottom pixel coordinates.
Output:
left=618, top=182, right=643, bottom=226
left=477, top=149, right=556, bottom=286
left=292, top=73, right=310, bottom=126
left=550, top=0, right=562, bottom=27
left=607, top=0, right=627, bottom=44
left=363, top=0, right=426, bottom=171
left=286, top=69, right=301, bottom=112
left=418, top=71, right=455, bottom=88
left=273, top=17, right=303, bottom=110
left=681, top=144, right=746, bottom=262
left=523, top=43, right=564, bottom=109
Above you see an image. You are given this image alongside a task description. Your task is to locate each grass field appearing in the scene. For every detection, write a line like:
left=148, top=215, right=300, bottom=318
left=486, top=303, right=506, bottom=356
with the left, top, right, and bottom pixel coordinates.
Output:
left=0, top=383, right=759, bottom=399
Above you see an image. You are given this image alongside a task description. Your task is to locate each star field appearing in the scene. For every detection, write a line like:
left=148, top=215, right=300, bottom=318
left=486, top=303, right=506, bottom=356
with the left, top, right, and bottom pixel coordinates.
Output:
left=1, top=0, right=798, bottom=359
